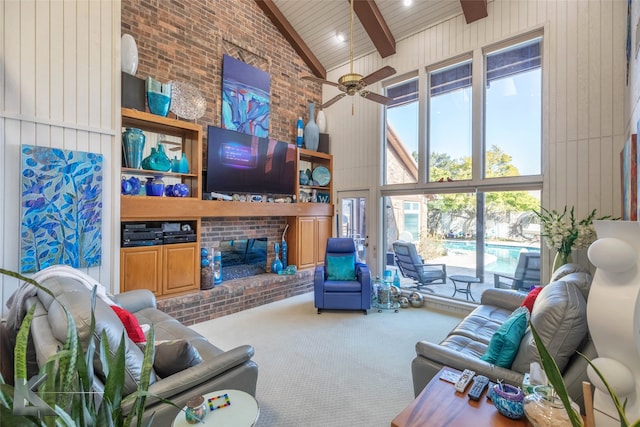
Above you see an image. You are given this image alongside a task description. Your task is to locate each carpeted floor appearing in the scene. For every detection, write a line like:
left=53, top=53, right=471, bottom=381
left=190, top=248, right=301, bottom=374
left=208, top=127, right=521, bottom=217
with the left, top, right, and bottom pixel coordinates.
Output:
left=190, top=292, right=463, bottom=427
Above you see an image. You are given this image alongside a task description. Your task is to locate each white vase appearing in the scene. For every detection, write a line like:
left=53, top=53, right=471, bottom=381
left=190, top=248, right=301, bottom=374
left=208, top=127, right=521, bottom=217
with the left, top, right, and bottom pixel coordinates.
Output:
left=121, top=34, right=138, bottom=76
left=317, top=109, right=327, bottom=133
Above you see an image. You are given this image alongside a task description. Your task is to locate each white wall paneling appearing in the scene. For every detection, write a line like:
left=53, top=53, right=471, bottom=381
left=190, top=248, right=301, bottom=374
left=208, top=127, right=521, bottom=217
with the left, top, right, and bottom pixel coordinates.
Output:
left=325, top=0, right=628, bottom=277
left=0, top=0, right=120, bottom=316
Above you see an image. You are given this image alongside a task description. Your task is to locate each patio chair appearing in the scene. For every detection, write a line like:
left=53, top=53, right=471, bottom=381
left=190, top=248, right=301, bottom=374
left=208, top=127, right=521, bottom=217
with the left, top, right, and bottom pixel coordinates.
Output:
left=493, top=251, right=541, bottom=292
left=392, top=241, right=447, bottom=292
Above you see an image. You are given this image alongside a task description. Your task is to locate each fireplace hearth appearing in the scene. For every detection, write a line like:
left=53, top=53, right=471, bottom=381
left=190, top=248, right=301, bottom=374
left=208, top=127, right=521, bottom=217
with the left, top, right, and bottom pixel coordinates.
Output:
left=219, top=238, right=268, bottom=279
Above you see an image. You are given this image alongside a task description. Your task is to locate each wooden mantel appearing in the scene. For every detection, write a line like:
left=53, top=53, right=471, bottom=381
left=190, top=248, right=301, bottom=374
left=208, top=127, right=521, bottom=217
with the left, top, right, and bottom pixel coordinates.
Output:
left=121, top=196, right=334, bottom=221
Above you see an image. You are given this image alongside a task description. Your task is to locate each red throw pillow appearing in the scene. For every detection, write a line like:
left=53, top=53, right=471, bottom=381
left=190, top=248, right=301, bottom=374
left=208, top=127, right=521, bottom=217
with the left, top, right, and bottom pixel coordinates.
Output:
left=521, top=286, right=543, bottom=313
left=110, top=306, right=146, bottom=343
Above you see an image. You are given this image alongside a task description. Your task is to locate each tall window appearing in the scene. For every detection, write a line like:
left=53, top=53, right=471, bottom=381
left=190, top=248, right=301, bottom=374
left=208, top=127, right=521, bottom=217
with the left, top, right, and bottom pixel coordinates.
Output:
left=383, top=33, right=543, bottom=300
left=429, top=60, right=473, bottom=182
left=385, top=78, right=418, bottom=185
left=485, top=38, right=542, bottom=177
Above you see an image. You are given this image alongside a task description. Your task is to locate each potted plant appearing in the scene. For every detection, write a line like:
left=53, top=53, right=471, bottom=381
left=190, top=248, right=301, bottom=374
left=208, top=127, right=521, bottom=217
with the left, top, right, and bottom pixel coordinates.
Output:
left=0, top=268, right=177, bottom=426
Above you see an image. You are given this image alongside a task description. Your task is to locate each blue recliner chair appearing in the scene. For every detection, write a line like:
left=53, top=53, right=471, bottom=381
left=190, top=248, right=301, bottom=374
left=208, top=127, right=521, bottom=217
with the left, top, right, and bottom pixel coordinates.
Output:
left=314, top=238, right=371, bottom=315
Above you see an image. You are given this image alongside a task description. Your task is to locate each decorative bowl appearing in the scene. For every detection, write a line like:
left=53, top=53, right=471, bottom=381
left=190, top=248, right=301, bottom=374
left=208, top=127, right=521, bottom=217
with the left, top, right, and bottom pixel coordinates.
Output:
left=490, top=383, right=524, bottom=419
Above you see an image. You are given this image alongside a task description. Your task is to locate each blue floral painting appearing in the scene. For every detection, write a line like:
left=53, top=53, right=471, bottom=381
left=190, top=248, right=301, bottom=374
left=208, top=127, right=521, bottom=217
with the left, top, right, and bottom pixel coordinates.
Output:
left=20, top=145, right=103, bottom=273
left=221, top=54, right=270, bottom=137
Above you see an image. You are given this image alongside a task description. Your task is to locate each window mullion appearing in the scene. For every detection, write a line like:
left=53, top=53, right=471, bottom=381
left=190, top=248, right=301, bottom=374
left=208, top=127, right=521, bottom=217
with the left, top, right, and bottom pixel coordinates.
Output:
left=472, top=49, right=484, bottom=183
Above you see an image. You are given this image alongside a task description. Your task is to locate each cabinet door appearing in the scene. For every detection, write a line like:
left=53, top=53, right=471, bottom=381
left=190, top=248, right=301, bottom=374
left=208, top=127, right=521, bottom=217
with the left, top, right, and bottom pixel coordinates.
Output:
left=315, top=216, right=332, bottom=265
left=297, top=217, right=318, bottom=269
left=162, top=243, right=199, bottom=295
left=120, top=246, right=162, bottom=294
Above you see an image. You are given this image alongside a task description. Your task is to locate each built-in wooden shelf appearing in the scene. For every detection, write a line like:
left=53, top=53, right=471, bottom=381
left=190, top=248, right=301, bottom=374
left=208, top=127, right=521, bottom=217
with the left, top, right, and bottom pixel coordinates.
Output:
left=120, top=197, right=334, bottom=221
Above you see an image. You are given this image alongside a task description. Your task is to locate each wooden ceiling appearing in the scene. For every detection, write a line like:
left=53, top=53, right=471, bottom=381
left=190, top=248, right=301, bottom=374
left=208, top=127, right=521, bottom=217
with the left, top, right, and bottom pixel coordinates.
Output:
left=255, top=0, right=488, bottom=79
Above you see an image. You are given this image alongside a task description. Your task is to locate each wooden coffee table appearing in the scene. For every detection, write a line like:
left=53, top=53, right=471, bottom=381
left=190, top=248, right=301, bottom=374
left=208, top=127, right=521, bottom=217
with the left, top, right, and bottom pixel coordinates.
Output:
left=391, top=367, right=528, bottom=427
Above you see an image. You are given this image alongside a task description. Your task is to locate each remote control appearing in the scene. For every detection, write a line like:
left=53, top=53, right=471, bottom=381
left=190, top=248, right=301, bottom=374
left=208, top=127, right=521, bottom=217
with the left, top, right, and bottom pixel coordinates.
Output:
left=467, top=375, right=489, bottom=401
left=454, top=369, right=475, bottom=393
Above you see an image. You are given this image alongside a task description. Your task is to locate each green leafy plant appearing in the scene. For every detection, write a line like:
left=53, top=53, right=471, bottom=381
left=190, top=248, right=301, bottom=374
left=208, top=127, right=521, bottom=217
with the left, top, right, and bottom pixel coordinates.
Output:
left=530, top=323, right=640, bottom=427
left=0, top=268, right=177, bottom=426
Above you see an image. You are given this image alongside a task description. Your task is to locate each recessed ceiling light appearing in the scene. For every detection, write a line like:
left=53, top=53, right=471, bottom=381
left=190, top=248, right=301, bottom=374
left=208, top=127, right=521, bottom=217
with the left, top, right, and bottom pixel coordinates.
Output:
left=403, top=0, right=412, bottom=6
left=336, top=32, right=346, bottom=42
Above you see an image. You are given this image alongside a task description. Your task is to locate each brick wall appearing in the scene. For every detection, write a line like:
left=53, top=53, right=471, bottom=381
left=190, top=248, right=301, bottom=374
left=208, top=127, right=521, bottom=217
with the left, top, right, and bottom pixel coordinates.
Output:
left=121, top=0, right=322, bottom=143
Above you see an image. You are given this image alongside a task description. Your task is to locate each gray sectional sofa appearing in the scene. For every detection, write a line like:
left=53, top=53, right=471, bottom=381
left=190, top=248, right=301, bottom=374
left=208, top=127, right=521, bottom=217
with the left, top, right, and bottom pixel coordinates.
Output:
left=23, top=274, right=258, bottom=426
left=411, top=264, right=596, bottom=412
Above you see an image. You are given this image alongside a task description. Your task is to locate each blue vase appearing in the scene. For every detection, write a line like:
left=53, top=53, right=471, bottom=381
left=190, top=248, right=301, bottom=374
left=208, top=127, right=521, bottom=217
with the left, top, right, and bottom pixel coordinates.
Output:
left=122, top=128, right=145, bottom=169
left=145, top=176, right=164, bottom=197
left=271, top=242, right=283, bottom=273
left=178, top=152, right=189, bottom=173
left=303, top=102, right=319, bottom=151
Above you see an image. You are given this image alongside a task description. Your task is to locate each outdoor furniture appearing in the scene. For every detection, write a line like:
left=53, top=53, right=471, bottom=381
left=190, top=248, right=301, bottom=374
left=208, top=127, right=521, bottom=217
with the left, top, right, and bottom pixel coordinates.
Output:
left=493, top=251, right=541, bottom=292
left=314, top=238, right=371, bottom=314
left=392, top=240, right=447, bottom=292
left=449, top=274, right=481, bottom=301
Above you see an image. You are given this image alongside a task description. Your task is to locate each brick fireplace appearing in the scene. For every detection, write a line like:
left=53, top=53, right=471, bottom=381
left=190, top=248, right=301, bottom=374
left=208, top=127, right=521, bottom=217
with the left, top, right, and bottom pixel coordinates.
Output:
left=200, top=216, right=288, bottom=272
left=154, top=216, right=314, bottom=326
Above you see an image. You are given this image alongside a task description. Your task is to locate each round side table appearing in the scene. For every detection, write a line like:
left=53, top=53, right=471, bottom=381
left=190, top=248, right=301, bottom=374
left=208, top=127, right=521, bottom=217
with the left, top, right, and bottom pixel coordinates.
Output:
left=172, top=389, right=259, bottom=427
left=449, top=275, right=481, bottom=301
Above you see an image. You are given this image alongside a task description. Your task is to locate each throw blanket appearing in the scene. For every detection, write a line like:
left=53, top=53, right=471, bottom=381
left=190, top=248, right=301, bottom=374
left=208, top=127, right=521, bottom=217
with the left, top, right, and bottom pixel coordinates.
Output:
left=5, top=265, right=116, bottom=330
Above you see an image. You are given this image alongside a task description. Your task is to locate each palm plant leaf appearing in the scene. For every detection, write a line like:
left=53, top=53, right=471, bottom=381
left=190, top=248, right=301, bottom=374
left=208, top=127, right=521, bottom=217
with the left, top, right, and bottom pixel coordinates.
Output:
left=530, top=323, right=583, bottom=427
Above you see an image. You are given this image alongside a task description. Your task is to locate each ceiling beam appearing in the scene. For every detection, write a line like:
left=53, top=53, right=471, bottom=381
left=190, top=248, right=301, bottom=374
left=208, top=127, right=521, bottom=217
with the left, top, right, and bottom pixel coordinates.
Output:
left=459, top=0, right=488, bottom=24
left=351, top=0, right=396, bottom=58
left=254, top=0, right=327, bottom=79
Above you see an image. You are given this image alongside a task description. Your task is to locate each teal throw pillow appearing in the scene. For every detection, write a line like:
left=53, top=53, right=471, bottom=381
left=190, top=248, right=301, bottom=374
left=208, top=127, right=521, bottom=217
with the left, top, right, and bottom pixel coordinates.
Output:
left=327, top=255, right=356, bottom=281
left=480, top=306, right=530, bottom=368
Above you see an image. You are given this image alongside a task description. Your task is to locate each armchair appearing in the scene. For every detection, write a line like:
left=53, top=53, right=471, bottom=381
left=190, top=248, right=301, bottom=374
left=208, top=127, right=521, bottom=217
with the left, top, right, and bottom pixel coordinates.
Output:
left=494, top=251, right=540, bottom=292
left=314, top=238, right=371, bottom=314
left=392, top=240, right=447, bottom=292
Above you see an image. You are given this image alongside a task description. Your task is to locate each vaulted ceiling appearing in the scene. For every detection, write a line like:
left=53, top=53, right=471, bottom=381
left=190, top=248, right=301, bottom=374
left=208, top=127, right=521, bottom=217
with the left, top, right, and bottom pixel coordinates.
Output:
left=255, top=0, right=488, bottom=78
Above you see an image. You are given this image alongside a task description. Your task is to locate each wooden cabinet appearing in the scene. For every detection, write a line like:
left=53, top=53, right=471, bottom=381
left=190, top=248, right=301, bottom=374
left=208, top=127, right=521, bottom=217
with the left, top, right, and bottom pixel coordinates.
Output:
left=287, top=216, right=332, bottom=270
left=162, top=243, right=199, bottom=295
left=120, top=246, right=162, bottom=294
left=120, top=108, right=202, bottom=296
left=120, top=242, right=198, bottom=296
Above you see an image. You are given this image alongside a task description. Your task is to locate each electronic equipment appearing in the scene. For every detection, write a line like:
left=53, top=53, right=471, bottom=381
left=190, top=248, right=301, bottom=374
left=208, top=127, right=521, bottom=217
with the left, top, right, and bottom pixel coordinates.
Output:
left=454, top=369, right=476, bottom=393
left=122, top=224, right=163, bottom=247
left=206, top=126, right=296, bottom=196
left=467, top=375, right=489, bottom=401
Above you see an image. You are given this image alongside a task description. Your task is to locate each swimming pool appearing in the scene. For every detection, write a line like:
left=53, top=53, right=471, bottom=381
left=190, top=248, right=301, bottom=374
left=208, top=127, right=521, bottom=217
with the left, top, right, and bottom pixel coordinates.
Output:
left=442, top=241, right=540, bottom=273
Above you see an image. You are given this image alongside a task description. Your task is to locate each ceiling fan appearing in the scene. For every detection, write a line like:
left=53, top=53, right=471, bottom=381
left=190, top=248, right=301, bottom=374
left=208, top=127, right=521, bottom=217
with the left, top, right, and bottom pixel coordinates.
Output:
left=302, top=0, right=396, bottom=109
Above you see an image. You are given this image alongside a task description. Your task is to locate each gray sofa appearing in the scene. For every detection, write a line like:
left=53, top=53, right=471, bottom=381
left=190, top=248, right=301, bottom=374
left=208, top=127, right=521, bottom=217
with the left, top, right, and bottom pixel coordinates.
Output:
left=412, top=264, right=596, bottom=412
left=24, top=275, right=258, bottom=426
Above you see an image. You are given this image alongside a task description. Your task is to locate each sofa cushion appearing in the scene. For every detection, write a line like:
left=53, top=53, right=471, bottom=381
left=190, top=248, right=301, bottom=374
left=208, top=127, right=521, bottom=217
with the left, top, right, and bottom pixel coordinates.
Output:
left=521, top=286, right=543, bottom=313
left=152, top=340, right=202, bottom=378
left=511, top=280, right=588, bottom=374
left=326, top=255, right=356, bottom=280
left=111, top=306, right=146, bottom=343
left=480, top=306, right=530, bottom=368
left=449, top=314, right=506, bottom=345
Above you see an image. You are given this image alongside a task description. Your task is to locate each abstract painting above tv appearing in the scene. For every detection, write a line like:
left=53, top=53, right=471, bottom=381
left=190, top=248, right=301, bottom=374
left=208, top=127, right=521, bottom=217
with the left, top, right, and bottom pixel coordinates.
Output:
left=221, top=54, right=270, bottom=137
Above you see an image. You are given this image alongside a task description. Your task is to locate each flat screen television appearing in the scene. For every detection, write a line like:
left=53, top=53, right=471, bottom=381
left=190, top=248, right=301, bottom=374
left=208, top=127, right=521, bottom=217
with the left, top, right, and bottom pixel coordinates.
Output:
left=206, top=125, right=297, bottom=196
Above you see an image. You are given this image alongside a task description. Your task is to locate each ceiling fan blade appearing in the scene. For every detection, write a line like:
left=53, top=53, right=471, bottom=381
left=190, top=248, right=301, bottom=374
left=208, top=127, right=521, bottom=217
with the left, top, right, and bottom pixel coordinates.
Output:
left=302, top=75, right=339, bottom=87
left=360, top=91, right=395, bottom=105
left=361, top=66, right=396, bottom=86
left=321, top=93, right=347, bottom=109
